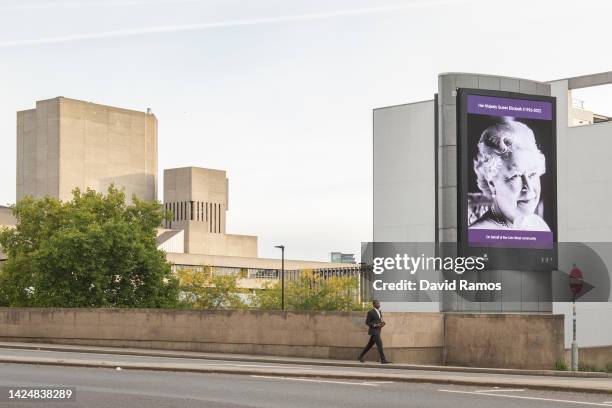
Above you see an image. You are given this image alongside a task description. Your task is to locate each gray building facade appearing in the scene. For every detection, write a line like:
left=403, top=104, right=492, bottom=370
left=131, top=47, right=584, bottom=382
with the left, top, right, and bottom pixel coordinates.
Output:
left=17, top=97, right=158, bottom=203
left=373, top=71, right=612, bottom=348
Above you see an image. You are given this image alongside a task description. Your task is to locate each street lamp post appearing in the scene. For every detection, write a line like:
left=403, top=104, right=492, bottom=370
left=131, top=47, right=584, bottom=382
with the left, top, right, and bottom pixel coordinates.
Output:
left=275, top=245, right=285, bottom=310
left=569, top=264, right=583, bottom=371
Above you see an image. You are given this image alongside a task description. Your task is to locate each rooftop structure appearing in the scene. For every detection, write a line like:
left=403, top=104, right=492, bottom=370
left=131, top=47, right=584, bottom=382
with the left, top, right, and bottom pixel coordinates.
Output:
left=17, top=97, right=157, bottom=203
left=330, top=252, right=356, bottom=264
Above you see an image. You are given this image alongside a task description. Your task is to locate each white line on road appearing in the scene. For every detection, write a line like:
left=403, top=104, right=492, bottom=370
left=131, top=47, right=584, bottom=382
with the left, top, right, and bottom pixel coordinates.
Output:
left=474, top=388, right=525, bottom=393
left=439, top=389, right=612, bottom=407
left=250, top=375, right=384, bottom=386
left=210, top=364, right=313, bottom=369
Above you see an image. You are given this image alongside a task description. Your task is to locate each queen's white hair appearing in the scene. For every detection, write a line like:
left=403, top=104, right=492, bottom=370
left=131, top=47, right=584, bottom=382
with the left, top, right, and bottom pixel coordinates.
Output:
left=473, top=118, right=545, bottom=198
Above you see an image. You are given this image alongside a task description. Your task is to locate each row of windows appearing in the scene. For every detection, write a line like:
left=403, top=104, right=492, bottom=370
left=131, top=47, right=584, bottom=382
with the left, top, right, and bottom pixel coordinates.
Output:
left=171, top=264, right=279, bottom=279
left=171, top=264, right=365, bottom=281
left=165, top=201, right=223, bottom=233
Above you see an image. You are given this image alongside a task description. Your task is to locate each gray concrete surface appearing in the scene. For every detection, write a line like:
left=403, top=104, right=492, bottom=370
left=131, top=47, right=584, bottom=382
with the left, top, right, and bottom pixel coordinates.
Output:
left=0, top=345, right=609, bottom=394
left=0, top=308, right=571, bottom=369
left=0, top=341, right=606, bottom=378
left=0, top=363, right=610, bottom=408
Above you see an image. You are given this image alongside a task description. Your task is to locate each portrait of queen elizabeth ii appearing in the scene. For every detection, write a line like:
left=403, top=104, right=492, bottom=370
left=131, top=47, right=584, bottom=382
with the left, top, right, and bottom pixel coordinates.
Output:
left=469, top=118, right=551, bottom=232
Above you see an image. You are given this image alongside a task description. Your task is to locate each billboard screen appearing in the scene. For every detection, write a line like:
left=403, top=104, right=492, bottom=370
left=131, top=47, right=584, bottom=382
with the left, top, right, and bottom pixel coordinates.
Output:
left=457, top=89, right=557, bottom=267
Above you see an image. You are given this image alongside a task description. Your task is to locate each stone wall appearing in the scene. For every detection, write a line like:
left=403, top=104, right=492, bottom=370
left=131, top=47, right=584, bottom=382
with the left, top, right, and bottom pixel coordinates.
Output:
left=444, top=313, right=565, bottom=369
left=0, top=309, right=444, bottom=364
left=0, top=309, right=570, bottom=368
left=565, top=346, right=612, bottom=372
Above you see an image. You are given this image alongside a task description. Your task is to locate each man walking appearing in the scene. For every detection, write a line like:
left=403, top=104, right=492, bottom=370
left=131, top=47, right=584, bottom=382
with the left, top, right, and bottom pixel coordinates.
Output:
left=358, top=300, right=391, bottom=364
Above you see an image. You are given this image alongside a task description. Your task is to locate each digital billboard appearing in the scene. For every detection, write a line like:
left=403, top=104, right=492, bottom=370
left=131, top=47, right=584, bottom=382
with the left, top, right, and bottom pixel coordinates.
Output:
left=457, top=89, right=557, bottom=269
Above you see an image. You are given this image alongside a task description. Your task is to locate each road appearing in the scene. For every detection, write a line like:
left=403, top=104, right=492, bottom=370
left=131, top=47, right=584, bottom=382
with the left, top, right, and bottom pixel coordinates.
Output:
left=0, top=363, right=611, bottom=407
left=0, top=349, right=609, bottom=407
left=0, top=347, right=609, bottom=392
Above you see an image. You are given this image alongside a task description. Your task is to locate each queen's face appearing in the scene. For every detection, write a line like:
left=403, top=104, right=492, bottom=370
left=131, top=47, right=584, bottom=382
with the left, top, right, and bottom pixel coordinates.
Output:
left=488, top=149, right=543, bottom=223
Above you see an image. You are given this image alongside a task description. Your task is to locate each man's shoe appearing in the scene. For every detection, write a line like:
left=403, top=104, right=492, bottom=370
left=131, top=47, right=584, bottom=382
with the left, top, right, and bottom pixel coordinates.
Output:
left=358, top=357, right=365, bottom=363
left=381, top=360, right=392, bottom=364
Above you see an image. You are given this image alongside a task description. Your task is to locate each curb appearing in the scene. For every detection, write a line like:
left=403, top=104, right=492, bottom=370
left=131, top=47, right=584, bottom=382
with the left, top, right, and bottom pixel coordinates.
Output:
left=0, top=356, right=610, bottom=395
left=0, top=342, right=608, bottom=379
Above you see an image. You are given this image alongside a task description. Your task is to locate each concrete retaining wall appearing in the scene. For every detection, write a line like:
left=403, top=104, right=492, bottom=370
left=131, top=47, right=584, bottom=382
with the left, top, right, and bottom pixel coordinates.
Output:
left=565, top=346, right=612, bottom=372
left=444, top=313, right=565, bottom=369
left=0, top=308, right=444, bottom=364
left=0, top=309, right=570, bottom=369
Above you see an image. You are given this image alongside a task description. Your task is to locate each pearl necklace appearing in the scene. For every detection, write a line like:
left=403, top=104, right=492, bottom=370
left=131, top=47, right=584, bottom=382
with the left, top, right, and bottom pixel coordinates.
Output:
left=490, top=205, right=508, bottom=228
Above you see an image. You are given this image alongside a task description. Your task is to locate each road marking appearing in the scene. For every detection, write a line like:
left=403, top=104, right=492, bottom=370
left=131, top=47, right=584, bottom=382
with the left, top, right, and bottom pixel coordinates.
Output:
left=474, top=388, right=525, bottom=393
left=250, top=375, right=381, bottom=386
left=439, top=389, right=612, bottom=407
left=213, top=363, right=311, bottom=369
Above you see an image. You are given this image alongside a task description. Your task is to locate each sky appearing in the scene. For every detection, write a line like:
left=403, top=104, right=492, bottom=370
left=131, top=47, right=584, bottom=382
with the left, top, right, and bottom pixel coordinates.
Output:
left=0, top=0, right=611, bottom=261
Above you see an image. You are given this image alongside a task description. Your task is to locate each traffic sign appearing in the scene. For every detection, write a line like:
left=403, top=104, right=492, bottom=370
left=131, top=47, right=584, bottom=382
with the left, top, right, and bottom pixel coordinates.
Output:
left=569, top=265, right=583, bottom=295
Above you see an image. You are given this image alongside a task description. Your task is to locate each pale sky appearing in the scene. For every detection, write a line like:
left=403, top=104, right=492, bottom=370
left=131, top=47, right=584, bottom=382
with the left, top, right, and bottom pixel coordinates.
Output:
left=0, top=0, right=611, bottom=261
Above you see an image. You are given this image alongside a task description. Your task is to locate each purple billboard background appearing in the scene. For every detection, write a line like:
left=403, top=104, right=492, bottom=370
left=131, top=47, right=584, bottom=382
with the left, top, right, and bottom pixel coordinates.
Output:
left=467, top=95, right=552, bottom=120
left=468, top=229, right=553, bottom=249
left=466, top=94, right=554, bottom=249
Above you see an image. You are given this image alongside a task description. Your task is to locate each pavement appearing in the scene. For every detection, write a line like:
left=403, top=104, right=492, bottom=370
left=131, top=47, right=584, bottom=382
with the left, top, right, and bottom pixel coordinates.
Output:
left=0, top=341, right=609, bottom=395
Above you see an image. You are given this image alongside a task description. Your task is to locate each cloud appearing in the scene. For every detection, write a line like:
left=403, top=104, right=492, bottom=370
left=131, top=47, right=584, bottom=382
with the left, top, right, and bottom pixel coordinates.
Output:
left=0, top=0, right=473, bottom=48
left=0, top=0, right=202, bottom=11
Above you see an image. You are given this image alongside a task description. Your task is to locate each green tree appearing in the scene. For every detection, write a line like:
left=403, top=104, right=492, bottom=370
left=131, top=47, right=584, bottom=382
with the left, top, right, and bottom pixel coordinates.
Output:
left=177, top=267, right=247, bottom=309
left=0, top=186, right=179, bottom=308
left=251, top=281, right=282, bottom=310
left=251, top=270, right=366, bottom=311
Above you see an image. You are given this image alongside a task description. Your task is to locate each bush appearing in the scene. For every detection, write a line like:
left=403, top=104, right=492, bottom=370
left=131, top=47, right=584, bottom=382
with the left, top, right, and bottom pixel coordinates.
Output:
left=251, top=270, right=367, bottom=311
left=554, top=360, right=568, bottom=371
left=177, top=267, right=248, bottom=309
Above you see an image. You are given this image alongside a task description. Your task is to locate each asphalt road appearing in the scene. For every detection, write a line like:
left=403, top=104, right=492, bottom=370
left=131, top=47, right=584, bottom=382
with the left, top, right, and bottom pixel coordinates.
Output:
left=0, top=362, right=611, bottom=407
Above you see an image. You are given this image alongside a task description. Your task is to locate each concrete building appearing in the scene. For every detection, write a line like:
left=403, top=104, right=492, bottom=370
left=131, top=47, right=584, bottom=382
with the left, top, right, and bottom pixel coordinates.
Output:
left=162, top=167, right=257, bottom=258
left=0, top=206, right=15, bottom=228
left=17, top=97, right=157, bottom=203
left=330, top=252, right=356, bottom=264
left=9, top=97, right=350, bottom=290
left=373, top=71, right=612, bottom=350
left=157, top=166, right=351, bottom=283
left=0, top=206, right=15, bottom=263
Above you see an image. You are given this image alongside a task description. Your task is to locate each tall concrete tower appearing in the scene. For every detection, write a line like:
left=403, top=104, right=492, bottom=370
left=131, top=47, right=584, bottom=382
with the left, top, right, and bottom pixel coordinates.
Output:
left=16, top=97, right=157, bottom=202
left=163, top=166, right=257, bottom=257
left=164, top=166, right=228, bottom=233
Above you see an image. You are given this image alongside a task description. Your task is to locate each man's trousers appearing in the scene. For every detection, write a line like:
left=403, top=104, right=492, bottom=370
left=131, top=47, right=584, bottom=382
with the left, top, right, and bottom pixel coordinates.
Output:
left=359, top=334, right=386, bottom=362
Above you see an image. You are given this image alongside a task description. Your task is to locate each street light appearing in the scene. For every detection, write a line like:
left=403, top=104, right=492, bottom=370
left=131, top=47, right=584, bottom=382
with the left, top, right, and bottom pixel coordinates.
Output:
left=275, top=245, right=285, bottom=310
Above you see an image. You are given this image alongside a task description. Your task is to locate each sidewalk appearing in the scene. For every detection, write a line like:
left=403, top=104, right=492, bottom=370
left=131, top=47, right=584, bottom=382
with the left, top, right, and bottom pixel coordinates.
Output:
left=0, top=341, right=609, bottom=394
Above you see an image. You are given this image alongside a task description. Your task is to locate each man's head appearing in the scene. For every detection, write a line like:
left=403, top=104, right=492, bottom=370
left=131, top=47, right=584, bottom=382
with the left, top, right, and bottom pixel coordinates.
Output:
left=372, top=300, right=380, bottom=309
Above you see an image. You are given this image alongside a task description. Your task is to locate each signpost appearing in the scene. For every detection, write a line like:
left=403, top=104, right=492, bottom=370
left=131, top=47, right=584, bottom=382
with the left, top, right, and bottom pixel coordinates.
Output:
left=569, top=265, right=583, bottom=371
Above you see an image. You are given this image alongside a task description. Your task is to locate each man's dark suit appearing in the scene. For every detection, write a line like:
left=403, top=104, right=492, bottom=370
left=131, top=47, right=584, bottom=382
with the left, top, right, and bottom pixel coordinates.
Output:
left=358, top=308, right=386, bottom=362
